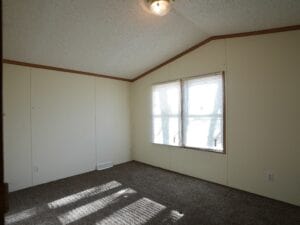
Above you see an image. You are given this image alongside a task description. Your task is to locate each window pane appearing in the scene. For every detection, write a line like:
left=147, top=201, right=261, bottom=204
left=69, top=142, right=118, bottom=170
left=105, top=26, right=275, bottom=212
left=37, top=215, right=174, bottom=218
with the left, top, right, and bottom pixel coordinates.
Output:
left=184, top=116, right=223, bottom=151
left=184, top=75, right=223, bottom=116
left=152, top=81, right=180, bottom=116
left=153, top=116, right=180, bottom=146
left=152, top=81, right=181, bottom=146
left=183, top=74, right=224, bottom=151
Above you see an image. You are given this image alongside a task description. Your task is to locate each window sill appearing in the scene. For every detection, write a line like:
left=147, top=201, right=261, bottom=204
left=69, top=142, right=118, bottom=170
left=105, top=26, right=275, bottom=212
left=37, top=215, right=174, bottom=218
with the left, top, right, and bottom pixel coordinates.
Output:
left=152, top=143, right=225, bottom=154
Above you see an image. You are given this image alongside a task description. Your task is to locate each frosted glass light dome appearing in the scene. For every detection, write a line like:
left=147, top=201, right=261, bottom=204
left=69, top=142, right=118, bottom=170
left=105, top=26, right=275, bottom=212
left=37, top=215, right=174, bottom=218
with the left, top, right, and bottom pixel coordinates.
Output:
left=150, top=0, right=171, bottom=16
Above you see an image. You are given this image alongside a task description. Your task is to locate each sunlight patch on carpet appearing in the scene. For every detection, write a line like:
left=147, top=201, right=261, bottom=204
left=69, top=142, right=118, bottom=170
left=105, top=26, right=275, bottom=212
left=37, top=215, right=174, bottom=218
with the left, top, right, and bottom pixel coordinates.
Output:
left=58, top=188, right=136, bottom=225
left=96, top=197, right=166, bottom=225
left=48, top=181, right=121, bottom=209
left=5, top=207, right=41, bottom=224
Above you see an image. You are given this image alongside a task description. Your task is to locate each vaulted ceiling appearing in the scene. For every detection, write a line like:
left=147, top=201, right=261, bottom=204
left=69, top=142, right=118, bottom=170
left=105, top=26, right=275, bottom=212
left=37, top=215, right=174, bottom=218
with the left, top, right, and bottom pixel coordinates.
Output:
left=3, top=0, right=300, bottom=79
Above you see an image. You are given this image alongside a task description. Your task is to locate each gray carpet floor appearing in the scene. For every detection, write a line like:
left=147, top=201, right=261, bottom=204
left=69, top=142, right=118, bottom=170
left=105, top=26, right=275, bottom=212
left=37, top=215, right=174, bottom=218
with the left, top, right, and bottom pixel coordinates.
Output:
left=5, top=161, right=300, bottom=225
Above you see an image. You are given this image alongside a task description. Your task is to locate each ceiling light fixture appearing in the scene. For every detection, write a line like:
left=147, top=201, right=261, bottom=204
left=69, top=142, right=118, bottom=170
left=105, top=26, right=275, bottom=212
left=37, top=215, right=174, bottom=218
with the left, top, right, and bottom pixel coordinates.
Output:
left=147, top=0, right=173, bottom=16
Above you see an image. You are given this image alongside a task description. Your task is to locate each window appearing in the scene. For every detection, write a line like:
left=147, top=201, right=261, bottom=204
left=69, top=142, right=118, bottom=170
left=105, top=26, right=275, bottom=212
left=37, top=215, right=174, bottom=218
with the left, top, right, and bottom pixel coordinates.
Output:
left=182, top=74, right=224, bottom=151
left=152, top=81, right=181, bottom=146
left=152, top=72, right=225, bottom=153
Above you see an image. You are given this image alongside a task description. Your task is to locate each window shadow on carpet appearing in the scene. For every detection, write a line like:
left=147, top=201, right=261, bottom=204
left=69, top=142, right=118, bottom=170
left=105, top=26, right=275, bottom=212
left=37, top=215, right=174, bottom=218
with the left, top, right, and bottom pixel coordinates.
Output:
left=5, top=180, right=184, bottom=225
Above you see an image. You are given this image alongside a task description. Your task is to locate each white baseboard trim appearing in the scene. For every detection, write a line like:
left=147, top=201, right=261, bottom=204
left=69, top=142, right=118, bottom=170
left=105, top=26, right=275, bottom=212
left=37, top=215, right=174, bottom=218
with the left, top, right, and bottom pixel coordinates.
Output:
left=97, top=162, right=113, bottom=170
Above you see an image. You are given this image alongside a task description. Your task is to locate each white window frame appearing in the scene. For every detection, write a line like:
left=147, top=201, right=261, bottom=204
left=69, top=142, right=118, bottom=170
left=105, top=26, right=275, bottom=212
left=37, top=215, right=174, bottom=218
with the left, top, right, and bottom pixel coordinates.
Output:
left=151, top=71, right=226, bottom=154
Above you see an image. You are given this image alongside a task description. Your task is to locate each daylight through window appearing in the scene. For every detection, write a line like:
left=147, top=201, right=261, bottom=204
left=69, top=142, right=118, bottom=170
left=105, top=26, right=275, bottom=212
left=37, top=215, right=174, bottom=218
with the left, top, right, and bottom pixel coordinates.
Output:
left=152, top=72, right=224, bottom=153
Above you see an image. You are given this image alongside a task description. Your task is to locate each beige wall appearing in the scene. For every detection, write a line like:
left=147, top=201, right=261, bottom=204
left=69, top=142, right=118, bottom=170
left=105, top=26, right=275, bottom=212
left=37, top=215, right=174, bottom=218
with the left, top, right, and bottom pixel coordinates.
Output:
left=3, top=63, right=131, bottom=191
left=95, top=78, right=131, bottom=166
left=30, top=68, right=96, bottom=186
left=3, top=64, right=32, bottom=191
left=131, top=30, right=300, bottom=206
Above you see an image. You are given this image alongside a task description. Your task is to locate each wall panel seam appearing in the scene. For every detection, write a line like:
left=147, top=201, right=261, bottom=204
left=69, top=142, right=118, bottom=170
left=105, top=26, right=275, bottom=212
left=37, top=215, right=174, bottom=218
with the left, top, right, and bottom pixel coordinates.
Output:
left=29, top=68, right=33, bottom=187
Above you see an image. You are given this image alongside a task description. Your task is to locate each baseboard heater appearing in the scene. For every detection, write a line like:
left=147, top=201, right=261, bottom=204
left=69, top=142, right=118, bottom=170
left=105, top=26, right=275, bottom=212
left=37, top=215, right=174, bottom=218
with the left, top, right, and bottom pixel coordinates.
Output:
left=97, top=162, right=113, bottom=170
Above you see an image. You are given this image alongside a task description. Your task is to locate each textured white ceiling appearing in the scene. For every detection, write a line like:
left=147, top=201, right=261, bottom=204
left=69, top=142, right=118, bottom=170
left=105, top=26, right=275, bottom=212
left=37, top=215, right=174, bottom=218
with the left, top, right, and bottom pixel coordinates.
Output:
left=3, top=0, right=300, bottom=79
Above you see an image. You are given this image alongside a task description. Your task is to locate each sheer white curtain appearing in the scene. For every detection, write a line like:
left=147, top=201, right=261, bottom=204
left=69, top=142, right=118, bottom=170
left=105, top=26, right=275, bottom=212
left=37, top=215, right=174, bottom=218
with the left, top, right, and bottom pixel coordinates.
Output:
left=152, top=81, right=181, bottom=146
left=183, top=74, right=223, bottom=151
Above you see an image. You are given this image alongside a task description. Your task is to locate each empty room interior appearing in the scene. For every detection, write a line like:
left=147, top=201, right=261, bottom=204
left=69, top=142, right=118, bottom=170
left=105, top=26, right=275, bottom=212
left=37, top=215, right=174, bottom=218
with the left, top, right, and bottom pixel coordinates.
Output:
left=1, top=0, right=300, bottom=224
